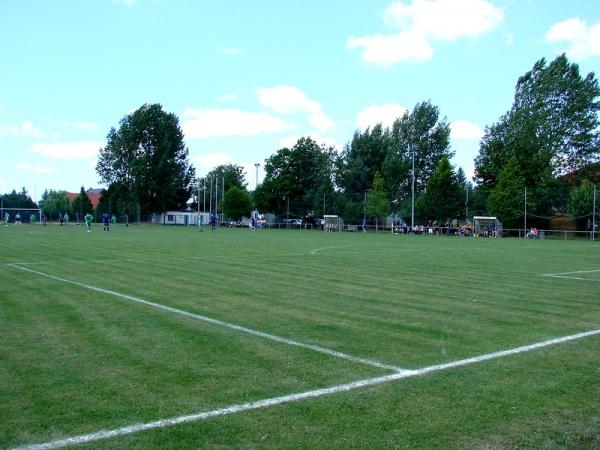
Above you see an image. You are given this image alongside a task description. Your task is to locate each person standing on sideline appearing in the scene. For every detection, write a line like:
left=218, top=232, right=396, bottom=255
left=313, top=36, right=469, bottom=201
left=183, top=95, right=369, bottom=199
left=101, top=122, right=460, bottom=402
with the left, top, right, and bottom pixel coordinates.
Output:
left=102, top=213, right=110, bottom=232
left=84, top=212, right=93, bottom=232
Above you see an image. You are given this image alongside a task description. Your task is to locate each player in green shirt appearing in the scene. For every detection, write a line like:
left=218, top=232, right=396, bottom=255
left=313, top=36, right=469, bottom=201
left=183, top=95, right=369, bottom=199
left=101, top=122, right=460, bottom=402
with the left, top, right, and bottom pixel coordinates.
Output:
left=64, top=212, right=69, bottom=225
left=30, top=213, right=36, bottom=225
left=84, top=213, right=93, bottom=232
left=111, top=214, right=117, bottom=227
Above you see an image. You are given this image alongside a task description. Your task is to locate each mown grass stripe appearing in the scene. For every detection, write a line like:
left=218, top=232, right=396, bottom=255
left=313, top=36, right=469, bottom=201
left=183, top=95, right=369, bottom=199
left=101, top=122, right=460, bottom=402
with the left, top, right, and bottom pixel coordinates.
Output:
left=6, top=263, right=404, bottom=372
left=12, top=327, right=600, bottom=450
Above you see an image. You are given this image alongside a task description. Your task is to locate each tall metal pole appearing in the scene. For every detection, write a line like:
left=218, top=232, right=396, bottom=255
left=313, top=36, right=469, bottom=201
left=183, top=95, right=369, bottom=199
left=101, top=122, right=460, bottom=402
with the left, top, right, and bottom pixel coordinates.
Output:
left=215, top=177, right=219, bottom=219
left=524, top=186, right=527, bottom=237
left=203, top=178, right=206, bottom=213
left=209, top=177, right=213, bottom=214
left=254, top=163, right=260, bottom=188
left=593, top=184, right=597, bottom=241
left=411, top=143, right=415, bottom=230
left=287, top=196, right=289, bottom=224
left=465, top=188, right=469, bottom=223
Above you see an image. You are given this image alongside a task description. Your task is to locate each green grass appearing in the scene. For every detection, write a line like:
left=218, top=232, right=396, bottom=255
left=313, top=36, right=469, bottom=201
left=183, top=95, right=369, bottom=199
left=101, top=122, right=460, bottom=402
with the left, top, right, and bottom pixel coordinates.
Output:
left=1, top=224, right=599, bottom=449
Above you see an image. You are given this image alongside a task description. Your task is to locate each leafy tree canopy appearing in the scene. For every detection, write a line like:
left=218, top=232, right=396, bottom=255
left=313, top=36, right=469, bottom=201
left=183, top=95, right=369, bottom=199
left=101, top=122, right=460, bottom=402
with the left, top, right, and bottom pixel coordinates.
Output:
left=416, top=156, right=462, bottom=223
left=222, top=186, right=253, bottom=220
left=1, top=187, right=37, bottom=209
left=96, top=103, right=196, bottom=214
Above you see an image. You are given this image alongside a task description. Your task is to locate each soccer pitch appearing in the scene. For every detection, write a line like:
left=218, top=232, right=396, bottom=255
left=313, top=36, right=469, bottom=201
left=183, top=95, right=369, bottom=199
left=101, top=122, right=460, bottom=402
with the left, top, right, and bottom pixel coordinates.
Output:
left=1, top=225, right=599, bottom=449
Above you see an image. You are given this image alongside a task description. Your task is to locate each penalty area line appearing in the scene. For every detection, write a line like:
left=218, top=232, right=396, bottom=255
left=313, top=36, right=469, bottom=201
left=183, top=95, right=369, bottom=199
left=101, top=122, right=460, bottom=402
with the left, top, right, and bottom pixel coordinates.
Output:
left=11, top=327, right=600, bottom=450
left=5, top=263, right=403, bottom=373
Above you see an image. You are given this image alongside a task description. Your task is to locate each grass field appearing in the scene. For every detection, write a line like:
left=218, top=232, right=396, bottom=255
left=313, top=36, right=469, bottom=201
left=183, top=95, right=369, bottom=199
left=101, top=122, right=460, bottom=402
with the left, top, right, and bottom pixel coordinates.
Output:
left=1, top=224, right=599, bottom=449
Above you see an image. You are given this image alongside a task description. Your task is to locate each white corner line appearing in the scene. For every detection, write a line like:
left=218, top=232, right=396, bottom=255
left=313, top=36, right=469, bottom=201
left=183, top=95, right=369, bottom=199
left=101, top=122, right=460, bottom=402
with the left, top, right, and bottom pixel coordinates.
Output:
left=11, top=327, right=600, bottom=450
left=5, top=263, right=402, bottom=372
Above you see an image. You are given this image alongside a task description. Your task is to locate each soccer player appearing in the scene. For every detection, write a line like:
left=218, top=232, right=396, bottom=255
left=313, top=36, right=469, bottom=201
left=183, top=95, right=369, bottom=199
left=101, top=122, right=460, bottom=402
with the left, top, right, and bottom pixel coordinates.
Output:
left=30, top=213, right=36, bottom=225
left=111, top=214, right=117, bottom=228
left=210, top=213, right=217, bottom=232
left=15, top=212, right=21, bottom=225
left=84, top=212, right=93, bottom=232
left=102, top=213, right=110, bottom=232
left=64, top=212, right=69, bottom=225
left=3, top=212, right=8, bottom=226
left=124, top=213, right=129, bottom=227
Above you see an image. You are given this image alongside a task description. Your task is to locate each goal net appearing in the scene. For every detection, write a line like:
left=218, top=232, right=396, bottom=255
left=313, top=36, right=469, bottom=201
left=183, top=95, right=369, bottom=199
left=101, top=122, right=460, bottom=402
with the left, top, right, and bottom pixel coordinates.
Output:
left=324, top=215, right=344, bottom=231
left=472, top=216, right=502, bottom=237
left=2, top=207, right=42, bottom=224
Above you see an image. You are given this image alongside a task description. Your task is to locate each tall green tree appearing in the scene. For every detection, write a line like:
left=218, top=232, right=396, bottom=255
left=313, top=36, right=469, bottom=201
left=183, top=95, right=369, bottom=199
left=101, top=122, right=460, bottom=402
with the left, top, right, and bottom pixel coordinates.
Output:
left=366, top=171, right=390, bottom=230
left=568, top=181, right=596, bottom=229
left=254, top=137, right=334, bottom=216
left=96, top=104, right=196, bottom=215
left=1, top=188, right=37, bottom=209
left=39, top=190, right=70, bottom=220
left=416, top=157, right=462, bottom=223
left=71, top=186, right=94, bottom=217
left=487, top=157, right=525, bottom=228
left=222, top=186, right=253, bottom=220
left=475, top=54, right=600, bottom=188
left=195, top=163, right=247, bottom=213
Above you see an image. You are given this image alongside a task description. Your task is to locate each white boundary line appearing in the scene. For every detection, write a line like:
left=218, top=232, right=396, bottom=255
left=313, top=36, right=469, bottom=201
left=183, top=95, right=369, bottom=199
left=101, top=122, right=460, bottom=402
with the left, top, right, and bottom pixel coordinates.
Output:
left=310, top=245, right=350, bottom=255
left=11, top=328, right=600, bottom=450
left=6, top=263, right=403, bottom=372
left=541, top=268, right=600, bottom=282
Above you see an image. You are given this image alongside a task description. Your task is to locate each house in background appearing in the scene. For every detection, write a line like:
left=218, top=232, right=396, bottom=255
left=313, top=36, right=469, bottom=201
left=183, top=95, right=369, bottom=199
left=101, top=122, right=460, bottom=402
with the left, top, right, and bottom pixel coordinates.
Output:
left=66, top=188, right=102, bottom=210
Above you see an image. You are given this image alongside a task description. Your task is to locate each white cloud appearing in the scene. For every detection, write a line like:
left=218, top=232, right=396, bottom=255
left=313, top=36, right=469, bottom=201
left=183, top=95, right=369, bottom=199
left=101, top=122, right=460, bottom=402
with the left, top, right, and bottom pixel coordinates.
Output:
left=16, top=162, right=55, bottom=174
left=182, top=108, right=295, bottom=139
left=30, top=141, right=101, bottom=160
left=545, top=17, right=600, bottom=59
left=356, top=104, right=407, bottom=130
left=194, top=153, right=234, bottom=172
left=218, top=45, right=245, bottom=55
left=0, top=120, right=43, bottom=137
left=347, top=32, right=433, bottom=65
left=258, top=85, right=321, bottom=114
left=112, top=0, right=136, bottom=6
left=309, top=111, right=336, bottom=132
left=348, top=0, right=503, bottom=65
left=450, top=120, right=484, bottom=140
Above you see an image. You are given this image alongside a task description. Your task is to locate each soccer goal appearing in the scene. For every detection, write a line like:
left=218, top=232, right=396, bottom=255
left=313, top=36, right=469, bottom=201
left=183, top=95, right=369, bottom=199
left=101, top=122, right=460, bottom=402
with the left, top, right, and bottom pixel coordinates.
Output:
left=324, top=215, right=344, bottom=232
left=2, top=207, right=42, bottom=224
left=472, top=216, right=502, bottom=238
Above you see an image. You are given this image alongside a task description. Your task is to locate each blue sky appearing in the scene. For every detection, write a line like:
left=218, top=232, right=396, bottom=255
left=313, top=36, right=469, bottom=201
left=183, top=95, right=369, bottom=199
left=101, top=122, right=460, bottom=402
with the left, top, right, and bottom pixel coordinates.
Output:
left=1, top=0, right=599, bottom=201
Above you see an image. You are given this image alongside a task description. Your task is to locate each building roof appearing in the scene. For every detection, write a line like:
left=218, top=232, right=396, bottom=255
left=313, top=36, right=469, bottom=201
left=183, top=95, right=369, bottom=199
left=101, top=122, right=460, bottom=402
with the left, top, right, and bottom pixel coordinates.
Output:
left=67, top=189, right=102, bottom=209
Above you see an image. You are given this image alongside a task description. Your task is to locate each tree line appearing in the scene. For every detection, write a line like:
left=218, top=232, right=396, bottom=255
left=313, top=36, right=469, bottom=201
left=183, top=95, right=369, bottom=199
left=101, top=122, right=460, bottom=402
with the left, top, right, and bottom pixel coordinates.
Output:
left=88, top=53, right=599, bottom=228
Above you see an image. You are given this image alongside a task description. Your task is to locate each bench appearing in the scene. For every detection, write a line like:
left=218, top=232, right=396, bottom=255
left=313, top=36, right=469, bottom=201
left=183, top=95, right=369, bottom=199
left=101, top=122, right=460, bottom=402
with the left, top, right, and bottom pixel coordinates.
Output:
left=346, top=224, right=358, bottom=232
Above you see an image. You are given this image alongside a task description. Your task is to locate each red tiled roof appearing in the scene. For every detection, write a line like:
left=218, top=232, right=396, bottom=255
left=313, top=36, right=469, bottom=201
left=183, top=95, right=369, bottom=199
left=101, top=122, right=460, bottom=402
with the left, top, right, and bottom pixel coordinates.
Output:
left=67, top=191, right=102, bottom=209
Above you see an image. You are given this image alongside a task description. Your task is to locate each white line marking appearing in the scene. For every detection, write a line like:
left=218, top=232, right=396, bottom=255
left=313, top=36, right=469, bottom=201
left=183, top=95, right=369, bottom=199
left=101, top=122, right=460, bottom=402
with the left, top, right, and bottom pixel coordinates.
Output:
left=310, top=245, right=350, bottom=255
left=6, top=263, right=402, bottom=372
left=12, top=328, right=600, bottom=450
left=541, top=269, right=600, bottom=282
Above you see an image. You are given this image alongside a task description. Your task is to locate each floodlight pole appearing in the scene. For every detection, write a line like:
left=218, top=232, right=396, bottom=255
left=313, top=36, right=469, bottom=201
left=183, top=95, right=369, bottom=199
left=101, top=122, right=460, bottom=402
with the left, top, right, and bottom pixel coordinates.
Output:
left=411, top=142, right=415, bottom=230
left=593, top=184, right=597, bottom=241
left=254, top=163, right=260, bottom=188
left=203, top=178, right=206, bottom=213
left=524, top=186, right=527, bottom=237
left=209, top=177, right=213, bottom=214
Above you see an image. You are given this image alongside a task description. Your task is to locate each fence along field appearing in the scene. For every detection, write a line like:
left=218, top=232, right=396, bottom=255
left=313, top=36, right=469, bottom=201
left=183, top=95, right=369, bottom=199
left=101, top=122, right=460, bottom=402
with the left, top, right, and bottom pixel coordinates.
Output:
left=1, top=225, right=599, bottom=449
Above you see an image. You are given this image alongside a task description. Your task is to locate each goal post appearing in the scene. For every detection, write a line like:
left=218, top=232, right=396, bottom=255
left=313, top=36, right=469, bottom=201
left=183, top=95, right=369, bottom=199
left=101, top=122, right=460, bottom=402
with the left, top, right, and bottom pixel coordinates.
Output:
left=472, top=216, right=502, bottom=237
left=323, top=215, right=344, bottom=232
left=2, top=207, right=42, bottom=224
